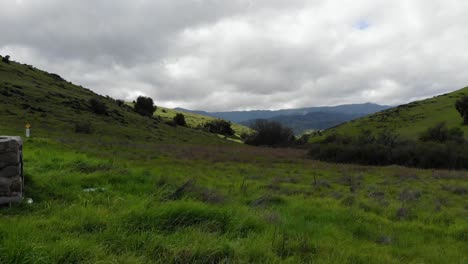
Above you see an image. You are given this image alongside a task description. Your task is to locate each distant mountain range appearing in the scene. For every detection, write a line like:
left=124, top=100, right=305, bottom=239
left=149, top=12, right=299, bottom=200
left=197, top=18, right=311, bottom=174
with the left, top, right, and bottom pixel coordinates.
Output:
left=176, top=103, right=392, bottom=135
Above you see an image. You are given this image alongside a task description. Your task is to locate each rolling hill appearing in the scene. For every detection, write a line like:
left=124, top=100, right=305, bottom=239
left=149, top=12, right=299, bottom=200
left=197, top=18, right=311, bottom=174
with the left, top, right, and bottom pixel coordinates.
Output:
left=314, top=86, right=468, bottom=141
left=0, top=55, right=236, bottom=145
left=155, top=107, right=253, bottom=137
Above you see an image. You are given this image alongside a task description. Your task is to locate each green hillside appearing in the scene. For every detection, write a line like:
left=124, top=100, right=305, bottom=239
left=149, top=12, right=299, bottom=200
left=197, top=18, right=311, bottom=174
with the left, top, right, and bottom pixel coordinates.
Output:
left=313, top=87, right=468, bottom=141
left=1, top=57, right=467, bottom=263
left=155, top=107, right=253, bottom=137
left=0, top=56, right=234, bottom=145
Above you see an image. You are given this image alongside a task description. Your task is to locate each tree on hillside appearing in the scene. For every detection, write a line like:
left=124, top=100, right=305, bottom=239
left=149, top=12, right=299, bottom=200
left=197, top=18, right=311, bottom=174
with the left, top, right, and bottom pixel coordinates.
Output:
left=245, top=119, right=295, bottom=146
left=455, top=96, right=468, bottom=124
left=1, top=55, right=10, bottom=64
left=173, top=113, right=187, bottom=126
left=89, top=98, right=108, bottom=115
left=203, top=119, right=235, bottom=136
left=134, top=96, right=157, bottom=117
left=419, top=122, right=464, bottom=143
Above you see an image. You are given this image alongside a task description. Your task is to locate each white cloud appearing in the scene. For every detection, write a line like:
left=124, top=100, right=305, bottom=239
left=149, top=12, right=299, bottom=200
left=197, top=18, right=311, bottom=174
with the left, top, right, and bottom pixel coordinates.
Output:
left=1, top=0, right=467, bottom=111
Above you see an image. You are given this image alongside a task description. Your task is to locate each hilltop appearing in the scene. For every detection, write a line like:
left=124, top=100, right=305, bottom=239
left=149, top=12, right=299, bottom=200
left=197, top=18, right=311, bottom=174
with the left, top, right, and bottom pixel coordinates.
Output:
left=0, top=55, right=238, bottom=145
left=314, top=87, right=468, bottom=141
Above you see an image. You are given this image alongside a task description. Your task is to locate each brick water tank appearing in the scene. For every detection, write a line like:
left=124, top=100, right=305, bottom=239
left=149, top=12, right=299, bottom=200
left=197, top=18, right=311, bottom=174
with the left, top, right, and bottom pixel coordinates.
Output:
left=0, top=136, right=23, bottom=205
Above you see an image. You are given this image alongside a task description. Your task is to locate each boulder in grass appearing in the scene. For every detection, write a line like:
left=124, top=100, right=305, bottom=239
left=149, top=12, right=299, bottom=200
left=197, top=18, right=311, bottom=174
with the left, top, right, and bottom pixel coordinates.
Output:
left=0, top=136, right=23, bottom=205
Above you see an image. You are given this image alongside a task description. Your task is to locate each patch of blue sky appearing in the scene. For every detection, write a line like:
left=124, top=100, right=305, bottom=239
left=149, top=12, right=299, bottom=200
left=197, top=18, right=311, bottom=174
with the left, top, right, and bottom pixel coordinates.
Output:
left=354, top=20, right=371, bottom=30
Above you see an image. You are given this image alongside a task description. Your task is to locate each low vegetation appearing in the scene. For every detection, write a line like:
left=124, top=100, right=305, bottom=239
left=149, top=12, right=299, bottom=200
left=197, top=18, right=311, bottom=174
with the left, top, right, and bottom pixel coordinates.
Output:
left=309, top=124, right=468, bottom=169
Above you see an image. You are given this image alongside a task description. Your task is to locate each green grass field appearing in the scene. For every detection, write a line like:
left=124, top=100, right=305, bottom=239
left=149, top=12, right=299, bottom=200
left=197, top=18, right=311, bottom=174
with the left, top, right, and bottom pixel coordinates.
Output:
left=1, top=57, right=468, bottom=263
left=311, top=87, right=468, bottom=142
left=1, top=137, right=467, bottom=263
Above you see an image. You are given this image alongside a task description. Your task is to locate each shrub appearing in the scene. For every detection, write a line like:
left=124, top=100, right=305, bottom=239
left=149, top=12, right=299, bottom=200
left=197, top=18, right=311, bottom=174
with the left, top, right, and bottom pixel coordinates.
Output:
left=455, top=96, right=468, bottom=124
left=419, top=122, right=464, bottom=142
left=115, top=99, right=125, bottom=107
left=88, top=98, right=108, bottom=115
left=74, top=121, right=93, bottom=134
left=173, top=113, right=187, bottom=126
left=245, top=119, right=295, bottom=146
left=419, top=122, right=449, bottom=142
left=134, top=96, right=157, bottom=117
left=309, top=135, right=468, bottom=169
left=203, top=119, right=235, bottom=136
left=1, top=55, right=10, bottom=64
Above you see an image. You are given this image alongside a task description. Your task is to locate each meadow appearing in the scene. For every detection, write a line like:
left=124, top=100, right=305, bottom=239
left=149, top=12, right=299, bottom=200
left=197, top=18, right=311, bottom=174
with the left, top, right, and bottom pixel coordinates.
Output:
left=1, top=136, right=467, bottom=263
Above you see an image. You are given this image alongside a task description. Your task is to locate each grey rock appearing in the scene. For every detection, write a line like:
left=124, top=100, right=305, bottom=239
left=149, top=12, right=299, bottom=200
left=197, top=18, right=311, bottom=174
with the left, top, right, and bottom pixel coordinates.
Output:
left=0, top=137, right=22, bottom=152
left=0, top=136, right=23, bottom=204
left=0, top=166, right=20, bottom=178
left=0, top=152, right=19, bottom=166
left=0, top=177, right=13, bottom=194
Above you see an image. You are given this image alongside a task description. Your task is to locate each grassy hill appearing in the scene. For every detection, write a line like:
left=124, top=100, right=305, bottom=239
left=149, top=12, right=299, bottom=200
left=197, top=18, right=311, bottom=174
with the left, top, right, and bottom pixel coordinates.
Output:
left=0, top=56, right=235, bottom=146
left=155, top=107, right=253, bottom=137
left=0, top=57, right=467, bottom=263
left=312, top=87, right=468, bottom=141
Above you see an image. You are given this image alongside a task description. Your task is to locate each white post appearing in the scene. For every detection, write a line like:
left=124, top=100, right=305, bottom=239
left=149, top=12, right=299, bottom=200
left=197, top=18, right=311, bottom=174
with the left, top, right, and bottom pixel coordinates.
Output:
left=25, top=124, right=31, bottom=138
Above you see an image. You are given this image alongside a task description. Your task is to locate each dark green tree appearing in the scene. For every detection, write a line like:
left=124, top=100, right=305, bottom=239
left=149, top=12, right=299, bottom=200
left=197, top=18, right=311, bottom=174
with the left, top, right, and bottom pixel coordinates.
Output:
left=134, top=96, right=157, bottom=117
left=173, top=113, right=187, bottom=126
left=88, top=98, right=108, bottom=115
left=455, top=96, right=468, bottom=124
left=203, top=119, right=235, bottom=136
left=245, top=119, right=295, bottom=146
left=1, top=55, right=10, bottom=64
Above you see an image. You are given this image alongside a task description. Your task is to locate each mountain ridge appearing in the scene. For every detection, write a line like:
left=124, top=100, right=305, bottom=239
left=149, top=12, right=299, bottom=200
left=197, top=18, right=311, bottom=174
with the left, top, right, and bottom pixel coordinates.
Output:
left=175, top=102, right=392, bottom=123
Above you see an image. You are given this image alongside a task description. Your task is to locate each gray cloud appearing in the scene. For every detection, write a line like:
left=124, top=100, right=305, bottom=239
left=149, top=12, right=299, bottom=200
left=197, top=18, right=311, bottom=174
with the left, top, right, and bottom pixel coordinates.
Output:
left=1, top=0, right=468, bottom=111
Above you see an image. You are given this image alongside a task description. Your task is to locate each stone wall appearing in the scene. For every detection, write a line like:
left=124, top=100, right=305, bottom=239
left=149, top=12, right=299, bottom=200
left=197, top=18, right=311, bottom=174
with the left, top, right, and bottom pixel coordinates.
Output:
left=0, top=136, right=23, bottom=205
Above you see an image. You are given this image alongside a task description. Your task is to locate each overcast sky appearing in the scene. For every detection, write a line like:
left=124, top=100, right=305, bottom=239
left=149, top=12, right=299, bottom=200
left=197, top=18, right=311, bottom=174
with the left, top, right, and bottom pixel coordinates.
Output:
left=1, top=0, right=468, bottom=111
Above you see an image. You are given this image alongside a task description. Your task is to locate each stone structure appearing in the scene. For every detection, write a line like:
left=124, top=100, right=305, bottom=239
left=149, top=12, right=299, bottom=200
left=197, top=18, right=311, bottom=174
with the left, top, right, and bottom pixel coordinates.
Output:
left=0, top=136, right=23, bottom=205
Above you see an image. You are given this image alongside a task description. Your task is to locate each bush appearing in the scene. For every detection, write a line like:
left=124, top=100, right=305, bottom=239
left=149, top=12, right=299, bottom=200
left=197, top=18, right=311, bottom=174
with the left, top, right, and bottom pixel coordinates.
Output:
left=74, top=122, right=93, bottom=134
left=173, top=113, right=187, bottom=126
left=115, top=99, right=125, bottom=107
left=88, top=98, right=108, bottom=115
left=419, top=122, right=464, bottom=143
left=309, top=140, right=468, bottom=170
left=245, top=120, right=295, bottom=146
left=1, top=55, right=10, bottom=64
left=134, top=96, right=157, bottom=117
left=455, top=96, right=468, bottom=124
left=203, top=119, right=235, bottom=136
